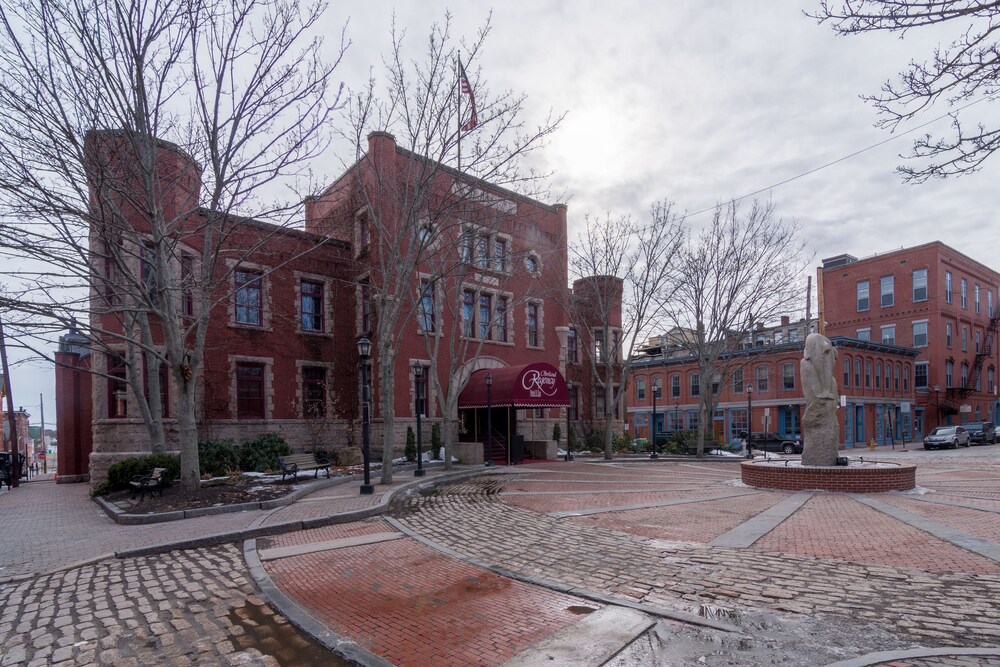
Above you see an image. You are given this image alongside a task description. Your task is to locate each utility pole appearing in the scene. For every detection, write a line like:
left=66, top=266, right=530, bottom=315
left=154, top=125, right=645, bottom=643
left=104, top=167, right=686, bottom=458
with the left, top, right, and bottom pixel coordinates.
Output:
left=39, top=393, right=46, bottom=475
left=0, top=311, right=20, bottom=487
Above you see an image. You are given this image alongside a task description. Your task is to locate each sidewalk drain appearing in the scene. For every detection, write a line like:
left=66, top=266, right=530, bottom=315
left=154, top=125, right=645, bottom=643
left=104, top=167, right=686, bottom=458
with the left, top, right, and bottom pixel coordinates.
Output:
left=566, top=605, right=598, bottom=615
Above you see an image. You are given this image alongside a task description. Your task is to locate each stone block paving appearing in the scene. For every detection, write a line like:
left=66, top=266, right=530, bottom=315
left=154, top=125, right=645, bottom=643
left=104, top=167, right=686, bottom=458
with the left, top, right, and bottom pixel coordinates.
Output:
left=752, top=494, right=1000, bottom=573
left=569, top=490, right=786, bottom=543
left=0, top=543, right=337, bottom=666
left=502, top=487, right=744, bottom=514
left=263, top=521, right=597, bottom=667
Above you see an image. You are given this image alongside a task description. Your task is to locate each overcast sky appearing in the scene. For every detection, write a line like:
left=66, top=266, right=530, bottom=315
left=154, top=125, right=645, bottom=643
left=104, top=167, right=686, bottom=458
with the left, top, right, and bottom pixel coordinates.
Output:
left=9, top=1, right=999, bottom=427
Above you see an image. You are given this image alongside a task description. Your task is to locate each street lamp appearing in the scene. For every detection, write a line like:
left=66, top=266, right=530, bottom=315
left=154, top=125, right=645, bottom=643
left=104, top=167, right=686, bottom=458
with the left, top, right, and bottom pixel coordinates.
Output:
left=485, top=373, right=493, bottom=467
left=650, top=377, right=661, bottom=459
left=933, top=384, right=941, bottom=428
left=413, top=362, right=426, bottom=478
left=565, top=379, right=574, bottom=461
left=357, top=337, right=374, bottom=495
left=746, top=384, right=754, bottom=459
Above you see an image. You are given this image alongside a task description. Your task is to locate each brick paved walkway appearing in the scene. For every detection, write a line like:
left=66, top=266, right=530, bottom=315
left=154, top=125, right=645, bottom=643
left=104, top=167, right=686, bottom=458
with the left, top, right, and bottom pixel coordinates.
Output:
left=6, top=450, right=1000, bottom=665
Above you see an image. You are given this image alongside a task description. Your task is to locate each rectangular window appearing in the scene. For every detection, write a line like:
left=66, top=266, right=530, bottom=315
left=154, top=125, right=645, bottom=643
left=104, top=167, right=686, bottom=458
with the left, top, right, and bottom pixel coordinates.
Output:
left=527, top=303, right=539, bottom=347
left=141, top=243, right=157, bottom=304
left=880, top=275, right=894, bottom=307
left=875, top=362, right=881, bottom=389
left=945, top=271, right=953, bottom=303
left=782, top=363, right=795, bottom=390
left=495, top=297, right=508, bottom=342
left=756, top=365, right=768, bottom=392
left=865, top=360, right=872, bottom=388
left=856, top=328, right=871, bottom=341
left=357, top=213, right=369, bottom=252
left=143, top=354, right=169, bottom=419
left=857, top=280, right=870, bottom=312
left=462, top=290, right=475, bottom=338
left=567, top=328, right=578, bottom=363
left=946, top=323, right=953, bottom=348
left=855, top=359, right=862, bottom=387
left=945, top=361, right=954, bottom=388
left=962, top=326, right=968, bottom=352
left=843, top=358, right=850, bottom=387
left=732, top=368, right=744, bottom=394
left=885, top=363, right=891, bottom=390
left=990, top=291, right=995, bottom=318
left=912, top=269, right=927, bottom=302
left=476, top=235, right=489, bottom=269
left=990, top=367, right=996, bottom=394
left=301, top=281, right=324, bottom=332
left=236, top=363, right=265, bottom=419
left=671, top=374, right=681, bottom=398
left=181, top=256, right=194, bottom=317
left=302, top=367, right=326, bottom=418
left=915, top=362, right=928, bottom=390
left=636, top=377, right=646, bottom=401
left=977, top=330, right=982, bottom=354
left=690, top=373, right=700, bottom=397
left=894, top=363, right=900, bottom=392
left=881, top=325, right=896, bottom=345
left=235, top=270, right=262, bottom=325
left=493, top=238, right=507, bottom=272
left=361, top=279, right=372, bottom=334
left=460, top=230, right=473, bottom=263
left=975, top=285, right=981, bottom=313
left=913, top=320, right=928, bottom=347
left=961, top=278, right=968, bottom=308
left=479, top=294, right=492, bottom=340
left=904, top=365, right=911, bottom=391
left=789, top=329, right=799, bottom=342
left=419, top=280, right=435, bottom=333
left=107, top=354, right=128, bottom=419
left=594, top=328, right=605, bottom=362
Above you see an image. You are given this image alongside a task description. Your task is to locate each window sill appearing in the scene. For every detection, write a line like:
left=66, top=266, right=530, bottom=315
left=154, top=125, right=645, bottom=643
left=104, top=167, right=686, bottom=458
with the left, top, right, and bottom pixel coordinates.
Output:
left=299, top=329, right=333, bottom=338
left=230, top=322, right=272, bottom=332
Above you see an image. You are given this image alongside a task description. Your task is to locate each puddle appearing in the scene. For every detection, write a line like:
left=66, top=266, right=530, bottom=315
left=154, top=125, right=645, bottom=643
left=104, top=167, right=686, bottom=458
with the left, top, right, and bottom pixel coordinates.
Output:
left=228, top=601, right=355, bottom=666
left=566, top=605, right=598, bottom=615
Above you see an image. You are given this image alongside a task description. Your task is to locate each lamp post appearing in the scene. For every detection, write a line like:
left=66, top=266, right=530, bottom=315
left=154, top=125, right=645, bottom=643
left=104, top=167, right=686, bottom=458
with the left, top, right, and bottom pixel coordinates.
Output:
left=674, top=399, right=680, bottom=436
left=565, top=379, right=573, bottom=461
left=485, top=373, right=493, bottom=467
left=746, top=384, right=754, bottom=459
left=413, top=362, right=425, bottom=477
left=933, top=384, right=941, bottom=429
left=650, top=377, right=661, bottom=459
left=357, top=337, right=374, bottom=495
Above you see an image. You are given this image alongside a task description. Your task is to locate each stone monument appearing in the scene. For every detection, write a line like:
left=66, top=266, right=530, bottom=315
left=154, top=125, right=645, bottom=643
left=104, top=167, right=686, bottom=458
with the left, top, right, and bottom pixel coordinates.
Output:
left=800, top=332, right=840, bottom=466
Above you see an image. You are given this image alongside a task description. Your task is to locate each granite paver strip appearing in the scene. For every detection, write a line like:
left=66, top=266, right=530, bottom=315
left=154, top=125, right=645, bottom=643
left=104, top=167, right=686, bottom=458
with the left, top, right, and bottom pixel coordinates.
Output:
left=547, top=489, right=760, bottom=518
left=709, top=490, right=813, bottom=547
left=852, top=494, right=1000, bottom=563
left=258, top=531, right=404, bottom=561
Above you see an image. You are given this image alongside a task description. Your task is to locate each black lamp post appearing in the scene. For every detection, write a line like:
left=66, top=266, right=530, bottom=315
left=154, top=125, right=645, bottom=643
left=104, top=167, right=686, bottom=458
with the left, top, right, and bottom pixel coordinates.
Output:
left=650, top=377, right=661, bottom=459
left=565, top=379, right=574, bottom=461
left=413, top=362, right=426, bottom=477
left=933, top=384, right=941, bottom=428
left=358, top=337, right=374, bottom=495
left=746, top=384, right=754, bottom=459
left=674, top=399, right=679, bottom=435
left=485, top=373, right=493, bottom=467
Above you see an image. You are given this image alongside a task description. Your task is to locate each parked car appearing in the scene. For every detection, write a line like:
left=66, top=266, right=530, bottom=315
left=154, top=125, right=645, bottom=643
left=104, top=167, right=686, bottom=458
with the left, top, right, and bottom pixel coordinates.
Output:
left=923, top=426, right=971, bottom=449
left=963, top=422, right=996, bottom=446
left=746, top=431, right=802, bottom=454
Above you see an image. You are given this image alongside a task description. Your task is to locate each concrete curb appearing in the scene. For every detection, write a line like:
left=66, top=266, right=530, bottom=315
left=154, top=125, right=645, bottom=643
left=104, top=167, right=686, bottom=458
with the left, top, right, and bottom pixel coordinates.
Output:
left=823, top=646, right=1000, bottom=667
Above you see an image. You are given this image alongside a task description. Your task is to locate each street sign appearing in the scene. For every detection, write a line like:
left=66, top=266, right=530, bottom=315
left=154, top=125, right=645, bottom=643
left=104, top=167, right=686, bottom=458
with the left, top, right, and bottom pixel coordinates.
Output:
left=37, top=452, right=45, bottom=460
left=764, top=408, right=770, bottom=416
left=960, top=404, right=972, bottom=413
left=901, top=402, right=911, bottom=413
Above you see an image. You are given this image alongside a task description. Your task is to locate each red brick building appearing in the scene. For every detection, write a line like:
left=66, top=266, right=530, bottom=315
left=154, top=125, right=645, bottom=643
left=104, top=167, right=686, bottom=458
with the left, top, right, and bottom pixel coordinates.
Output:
left=629, top=318, right=919, bottom=448
left=57, top=131, right=620, bottom=481
left=819, top=242, right=1000, bottom=438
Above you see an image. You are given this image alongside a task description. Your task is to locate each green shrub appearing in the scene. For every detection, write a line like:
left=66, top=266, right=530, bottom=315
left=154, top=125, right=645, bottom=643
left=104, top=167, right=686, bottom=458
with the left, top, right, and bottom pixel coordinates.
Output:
left=584, top=428, right=604, bottom=452
left=405, top=427, right=416, bottom=462
left=238, top=433, right=292, bottom=472
left=94, top=453, right=180, bottom=496
left=198, top=439, right=241, bottom=477
left=552, top=423, right=561, bottom=444
left=431, top=422, right=442, bottom=459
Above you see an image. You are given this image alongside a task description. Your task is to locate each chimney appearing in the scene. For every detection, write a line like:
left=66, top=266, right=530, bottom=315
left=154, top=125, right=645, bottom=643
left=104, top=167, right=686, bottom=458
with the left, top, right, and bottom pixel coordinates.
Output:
left=755, top=322, right=764, bottom=331
left=781, top=316, right=790, bottom=326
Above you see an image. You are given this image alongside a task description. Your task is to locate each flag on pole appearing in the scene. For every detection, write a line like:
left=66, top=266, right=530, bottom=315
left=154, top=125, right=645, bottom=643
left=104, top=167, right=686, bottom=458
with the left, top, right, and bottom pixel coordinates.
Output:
left=459, top=60, right=478, bottom=132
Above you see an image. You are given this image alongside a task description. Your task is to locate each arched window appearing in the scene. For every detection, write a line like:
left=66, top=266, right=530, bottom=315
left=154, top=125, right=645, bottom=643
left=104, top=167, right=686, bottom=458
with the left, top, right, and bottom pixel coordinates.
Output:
left=843, top=356, right=851, bottom=388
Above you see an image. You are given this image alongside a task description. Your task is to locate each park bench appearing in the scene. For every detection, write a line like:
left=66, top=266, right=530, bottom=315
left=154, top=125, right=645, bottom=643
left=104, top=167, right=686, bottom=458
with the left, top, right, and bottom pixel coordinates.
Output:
left=129, top=467, right=167, bottom=501
left=277, top=453, right=331, bottom=482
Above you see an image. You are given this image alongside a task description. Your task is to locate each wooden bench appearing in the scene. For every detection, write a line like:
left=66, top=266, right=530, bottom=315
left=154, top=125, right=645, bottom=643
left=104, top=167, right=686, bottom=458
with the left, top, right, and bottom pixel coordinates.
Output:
left=277, top=453, right=330, bottom=482
left=129, top=467, right=167, bottom=501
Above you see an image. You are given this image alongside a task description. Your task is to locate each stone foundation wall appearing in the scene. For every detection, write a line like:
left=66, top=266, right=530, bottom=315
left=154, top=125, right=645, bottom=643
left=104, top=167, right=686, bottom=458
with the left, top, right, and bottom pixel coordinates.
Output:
left=740, top=461, right=916, bottom=492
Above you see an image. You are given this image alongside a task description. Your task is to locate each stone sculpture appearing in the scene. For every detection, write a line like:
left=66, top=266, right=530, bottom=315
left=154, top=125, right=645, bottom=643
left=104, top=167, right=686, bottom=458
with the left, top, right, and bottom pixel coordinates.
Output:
left=800, top=333, right=840, bottom=466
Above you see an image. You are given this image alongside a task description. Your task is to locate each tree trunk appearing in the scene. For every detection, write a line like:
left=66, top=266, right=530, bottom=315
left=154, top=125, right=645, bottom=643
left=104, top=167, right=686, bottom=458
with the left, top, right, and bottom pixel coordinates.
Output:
left=175, top=367, right=201, bottom=492
left=378, top=344, right=395, bottom=485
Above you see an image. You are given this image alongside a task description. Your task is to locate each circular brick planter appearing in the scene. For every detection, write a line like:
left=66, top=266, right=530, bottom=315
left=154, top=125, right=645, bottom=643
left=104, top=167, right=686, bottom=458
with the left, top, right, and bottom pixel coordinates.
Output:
left=741, top=460, right=916, bottom=492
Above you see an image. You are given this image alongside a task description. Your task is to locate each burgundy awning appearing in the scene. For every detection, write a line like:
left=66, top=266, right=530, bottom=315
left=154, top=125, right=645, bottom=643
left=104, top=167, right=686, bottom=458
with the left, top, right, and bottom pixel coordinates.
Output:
left=458, top=363, right=569, bottom=409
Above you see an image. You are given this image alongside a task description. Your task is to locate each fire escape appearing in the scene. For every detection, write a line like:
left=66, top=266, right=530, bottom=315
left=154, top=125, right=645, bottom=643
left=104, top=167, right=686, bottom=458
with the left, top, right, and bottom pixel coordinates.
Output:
left=947, top=313, right=1000, bottom=402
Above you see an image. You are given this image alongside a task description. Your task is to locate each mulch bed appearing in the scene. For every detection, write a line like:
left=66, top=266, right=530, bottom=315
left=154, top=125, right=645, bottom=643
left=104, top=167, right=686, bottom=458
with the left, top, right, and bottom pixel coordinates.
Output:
left=104, top=477, right=302, bottom=513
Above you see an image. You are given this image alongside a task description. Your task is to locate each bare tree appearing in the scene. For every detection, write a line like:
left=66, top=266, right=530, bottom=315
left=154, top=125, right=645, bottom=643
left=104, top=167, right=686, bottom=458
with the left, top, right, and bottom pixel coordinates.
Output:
left=0, top=0, right=345, bottom=491
left=665, top=199, right=809, bottom=456
left=339, top=12, right=563, bottom=483
left=567, top=202, right=685, bottom=459
left=810, top=1, right=1000, bottom=181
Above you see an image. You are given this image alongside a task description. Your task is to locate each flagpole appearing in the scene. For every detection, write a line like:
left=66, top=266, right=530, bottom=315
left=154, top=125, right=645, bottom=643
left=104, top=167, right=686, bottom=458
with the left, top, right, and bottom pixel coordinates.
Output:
left=457, top=53, right=462, bottom=174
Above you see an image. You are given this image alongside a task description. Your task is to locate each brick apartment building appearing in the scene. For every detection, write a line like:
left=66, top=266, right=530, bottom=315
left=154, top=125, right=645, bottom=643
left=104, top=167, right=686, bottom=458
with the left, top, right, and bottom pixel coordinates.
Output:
left=819, top=242, right=1000, bottom=438
left=629, top=317, right=918, bottom=448
left=56, top=131, right=620, bottom=482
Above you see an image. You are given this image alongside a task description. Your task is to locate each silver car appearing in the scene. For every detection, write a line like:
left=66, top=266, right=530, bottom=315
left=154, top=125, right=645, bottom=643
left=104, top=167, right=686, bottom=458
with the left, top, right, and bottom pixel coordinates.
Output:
left=923, top=426, right=970, bottom=449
